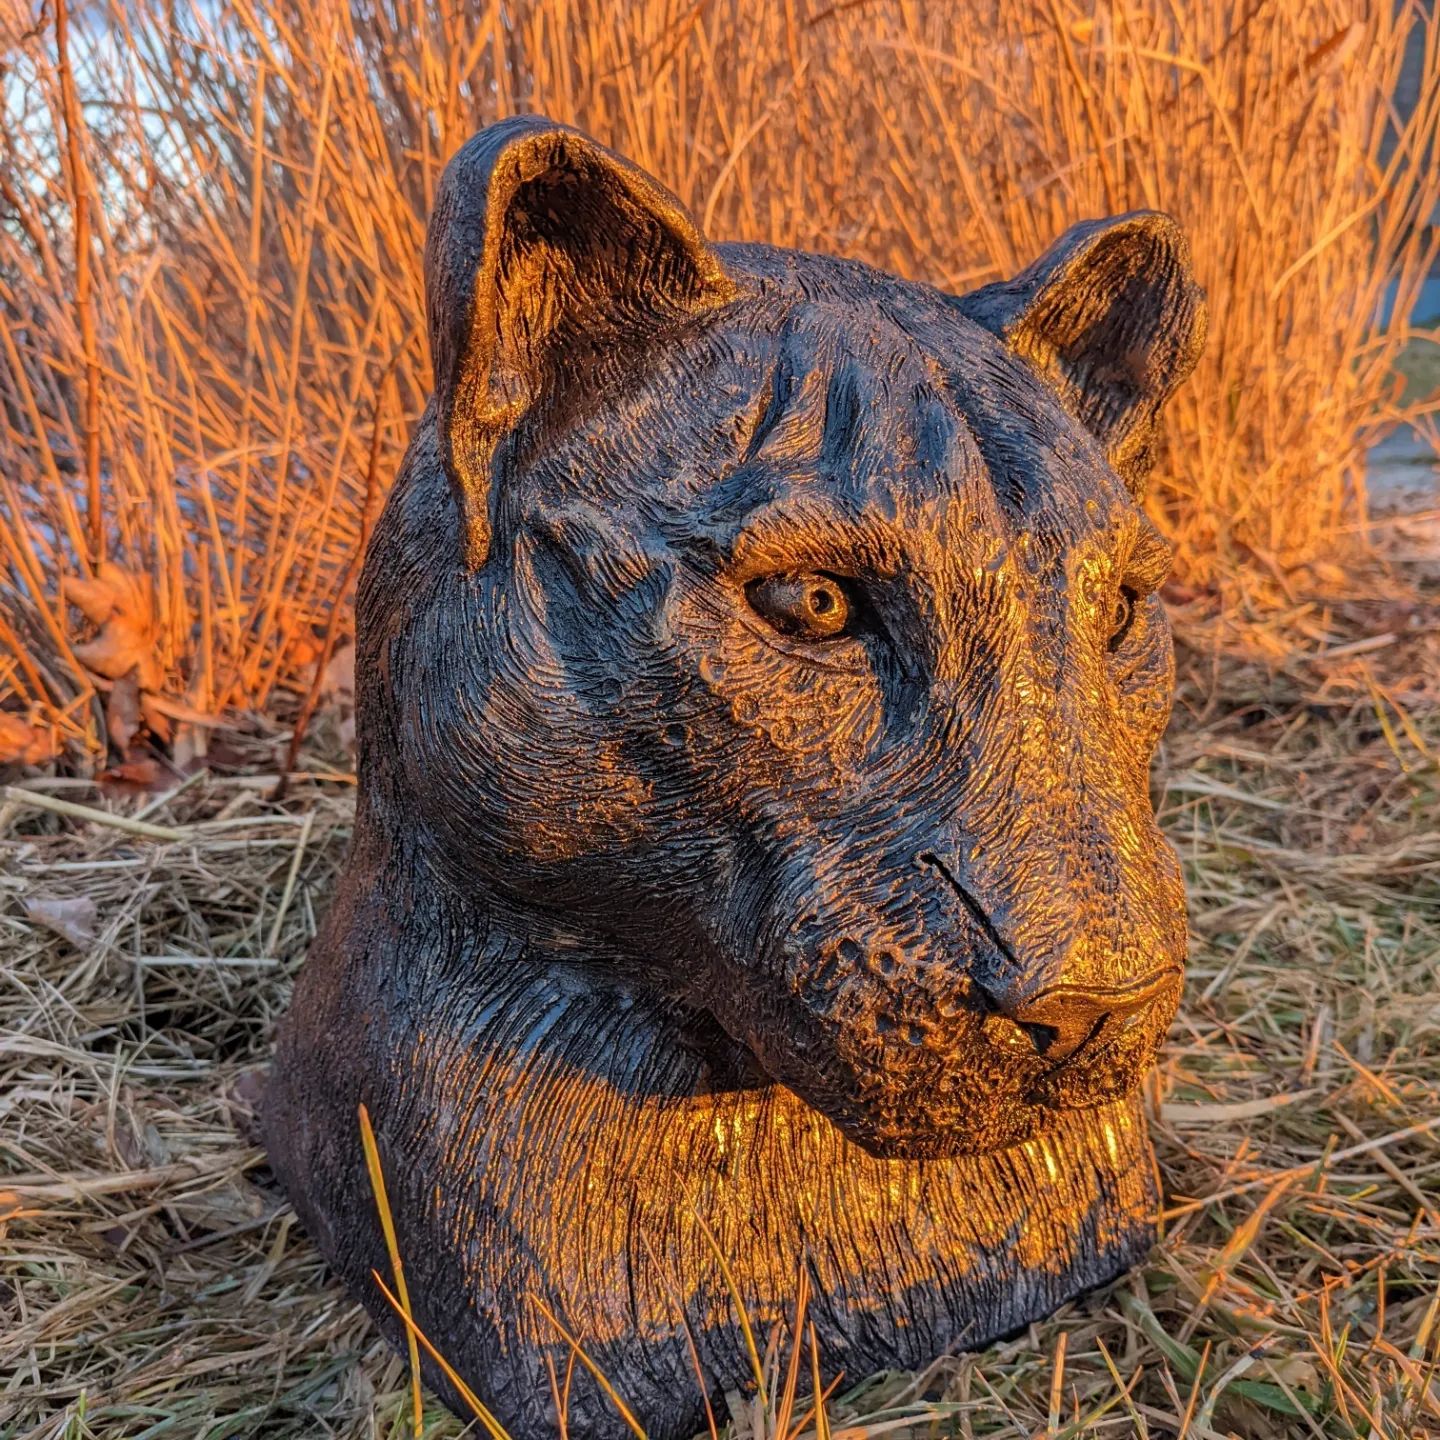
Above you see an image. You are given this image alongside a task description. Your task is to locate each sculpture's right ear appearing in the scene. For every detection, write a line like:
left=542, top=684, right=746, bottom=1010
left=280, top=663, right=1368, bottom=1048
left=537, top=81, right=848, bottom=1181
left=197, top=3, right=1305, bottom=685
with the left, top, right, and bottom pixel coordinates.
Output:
left=427, top=116, right=735, bottom=570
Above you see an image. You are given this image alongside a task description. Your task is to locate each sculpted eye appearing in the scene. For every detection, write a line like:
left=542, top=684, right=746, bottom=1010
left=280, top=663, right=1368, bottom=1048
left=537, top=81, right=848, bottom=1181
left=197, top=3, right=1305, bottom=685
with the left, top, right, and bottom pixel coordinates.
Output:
left=747, top=572, right=854, bottom=641
left=1107, top=586, right=1139, bottom=652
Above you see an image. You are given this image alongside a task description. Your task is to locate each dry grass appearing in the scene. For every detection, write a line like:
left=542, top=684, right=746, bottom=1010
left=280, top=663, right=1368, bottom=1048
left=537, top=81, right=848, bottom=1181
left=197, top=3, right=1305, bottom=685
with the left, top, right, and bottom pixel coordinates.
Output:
left=1, top=0, right=1438, bottom=761
left=2, top=613, right=1438, bottom=1439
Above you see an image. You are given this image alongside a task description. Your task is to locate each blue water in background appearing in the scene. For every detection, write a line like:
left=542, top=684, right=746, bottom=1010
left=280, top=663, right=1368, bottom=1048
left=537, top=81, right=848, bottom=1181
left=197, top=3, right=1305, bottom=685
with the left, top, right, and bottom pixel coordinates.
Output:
left=1370, top=273, right=1440, bottom=494
left=1379, top=273, right=1440, bottom=329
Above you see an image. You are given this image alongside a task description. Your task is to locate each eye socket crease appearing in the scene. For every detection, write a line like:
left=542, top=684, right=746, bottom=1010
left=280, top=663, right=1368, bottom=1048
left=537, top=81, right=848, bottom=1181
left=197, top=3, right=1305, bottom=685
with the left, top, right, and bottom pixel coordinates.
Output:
left=1101, top=519, right=1173, bottom=656
left=1106, top=586, right=1140, bottom=653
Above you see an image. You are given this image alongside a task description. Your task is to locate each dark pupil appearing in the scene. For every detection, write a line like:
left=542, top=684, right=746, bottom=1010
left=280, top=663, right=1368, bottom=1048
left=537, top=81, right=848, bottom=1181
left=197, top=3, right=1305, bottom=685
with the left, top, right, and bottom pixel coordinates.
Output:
left=810, top=587, right=834, bottom=614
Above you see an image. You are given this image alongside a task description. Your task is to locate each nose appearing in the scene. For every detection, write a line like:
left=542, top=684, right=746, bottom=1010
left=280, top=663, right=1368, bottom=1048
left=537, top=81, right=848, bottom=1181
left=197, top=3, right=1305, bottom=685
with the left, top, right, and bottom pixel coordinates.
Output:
left=977, top=971, right=1177, bottom=1064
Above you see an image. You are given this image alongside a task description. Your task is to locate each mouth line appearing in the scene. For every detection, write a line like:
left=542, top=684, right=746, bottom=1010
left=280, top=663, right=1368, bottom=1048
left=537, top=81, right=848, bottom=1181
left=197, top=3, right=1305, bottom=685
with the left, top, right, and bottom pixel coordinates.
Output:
left=1023, top=1015, right=1164, bottom=1096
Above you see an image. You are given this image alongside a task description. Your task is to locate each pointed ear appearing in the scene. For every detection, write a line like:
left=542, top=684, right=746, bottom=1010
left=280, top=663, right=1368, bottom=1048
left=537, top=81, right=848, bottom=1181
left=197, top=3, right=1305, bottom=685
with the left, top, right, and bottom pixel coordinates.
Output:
left=956, top=212, right=1206, bottom=497
left=427, top=116, right=736, bottom=568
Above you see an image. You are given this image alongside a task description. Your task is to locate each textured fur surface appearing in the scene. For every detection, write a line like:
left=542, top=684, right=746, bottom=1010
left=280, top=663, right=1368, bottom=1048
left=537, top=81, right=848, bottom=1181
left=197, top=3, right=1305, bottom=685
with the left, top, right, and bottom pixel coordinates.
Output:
left=266, top=116, right=1206, bottom=1438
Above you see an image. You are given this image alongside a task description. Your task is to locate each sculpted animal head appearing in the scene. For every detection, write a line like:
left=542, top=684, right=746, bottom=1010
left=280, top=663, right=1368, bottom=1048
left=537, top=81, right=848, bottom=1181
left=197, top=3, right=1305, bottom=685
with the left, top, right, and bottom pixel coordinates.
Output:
left=358, top=116, right=1206, bottom=1159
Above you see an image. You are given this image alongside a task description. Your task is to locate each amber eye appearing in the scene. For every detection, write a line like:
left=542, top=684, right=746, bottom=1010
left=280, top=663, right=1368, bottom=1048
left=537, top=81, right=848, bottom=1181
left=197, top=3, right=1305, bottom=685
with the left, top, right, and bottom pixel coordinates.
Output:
left=747, top=572, right=853, bottom=640
left=1107, top=587, right=1139, bottom=652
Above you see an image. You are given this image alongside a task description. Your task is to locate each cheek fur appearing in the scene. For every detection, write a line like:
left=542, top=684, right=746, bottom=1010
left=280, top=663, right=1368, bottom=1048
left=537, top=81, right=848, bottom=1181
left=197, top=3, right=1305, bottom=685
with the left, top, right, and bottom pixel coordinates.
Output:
left=677, top=584, right=888, bottom=774
left=1111, top=600, right=1176, bottom=758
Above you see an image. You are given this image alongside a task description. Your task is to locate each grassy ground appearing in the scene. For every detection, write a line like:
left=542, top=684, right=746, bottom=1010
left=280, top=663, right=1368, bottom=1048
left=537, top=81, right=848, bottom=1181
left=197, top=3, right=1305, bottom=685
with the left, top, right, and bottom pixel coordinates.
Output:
left=2, top=574, right=1439, bottom=1440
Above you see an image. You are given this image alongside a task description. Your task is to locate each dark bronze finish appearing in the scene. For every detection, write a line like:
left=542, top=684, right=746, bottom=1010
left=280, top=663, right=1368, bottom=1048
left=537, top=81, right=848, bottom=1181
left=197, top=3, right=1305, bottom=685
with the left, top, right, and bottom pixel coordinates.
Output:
left=265, top=116, right=1207, bottom=1439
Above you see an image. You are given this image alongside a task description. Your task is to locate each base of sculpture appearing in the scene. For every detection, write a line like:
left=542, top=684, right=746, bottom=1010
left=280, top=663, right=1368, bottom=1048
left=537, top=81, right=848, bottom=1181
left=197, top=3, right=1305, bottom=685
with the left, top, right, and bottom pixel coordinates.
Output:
left=266, top=878, right=1158, bottom=1440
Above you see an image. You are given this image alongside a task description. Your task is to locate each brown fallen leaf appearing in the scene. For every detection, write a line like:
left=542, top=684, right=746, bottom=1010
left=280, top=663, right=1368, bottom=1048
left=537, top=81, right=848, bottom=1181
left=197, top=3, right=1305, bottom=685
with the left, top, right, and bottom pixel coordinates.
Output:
left=321, top=643, right=355, bottom=703
left=171, top=721, right=209, bottom=772
left=24, top=894, right=99, bottom=949
left=171, top=1177, right=268, bottom=1232
left=139, top=695, right=173, bottom=745
left=278, top=605, right=322, bottom=670
left=97, top=757, right=169, bottom=793
left=114, top=1112, right=172, bottom=1170
left=66, top=562, right=163, bottom=691
left=320, top=642, right=357, bottom=754
left=0, top=713, right=60, bottom=766
left=65, top=569, right=125, bottom=626
left=0, top=1190, right=40, bottom=1224
left=107, top=670, right=144, bottom=752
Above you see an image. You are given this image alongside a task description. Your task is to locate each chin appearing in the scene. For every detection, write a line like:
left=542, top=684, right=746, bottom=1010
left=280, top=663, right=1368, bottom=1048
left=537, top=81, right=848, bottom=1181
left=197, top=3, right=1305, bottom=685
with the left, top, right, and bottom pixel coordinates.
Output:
left=824, top=1096, right=1058, bottom=1161
left=1025, top=1039, right=1162, bottom=1112
left=824, top=1066, right=1161, bottom=1161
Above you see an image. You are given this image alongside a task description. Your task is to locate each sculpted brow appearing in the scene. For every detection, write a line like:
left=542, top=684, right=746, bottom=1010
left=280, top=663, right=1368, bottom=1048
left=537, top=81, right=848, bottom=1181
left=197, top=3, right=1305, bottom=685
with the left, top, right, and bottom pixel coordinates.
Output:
left=723, top=506, right=906, bottom=580
left=1124, top=520, right=1176, bottom=592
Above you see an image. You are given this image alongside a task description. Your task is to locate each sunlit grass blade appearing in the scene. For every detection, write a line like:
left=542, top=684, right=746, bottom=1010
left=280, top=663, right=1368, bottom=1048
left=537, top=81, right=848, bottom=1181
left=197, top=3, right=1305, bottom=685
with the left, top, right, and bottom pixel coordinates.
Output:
left=358, top=1102, right=424, bottom=1437
left=529, top=1294, right=650, bottom=1439
left=372, top=1272, right=517, bottom=1440
left=808, top=1321, right=832, bottom=1440
left=638, top=1232, right=720, bottom=1440
left=773, top=1259, right=810, bottom=1439
left=690, top=1205, right=769, bottom=1410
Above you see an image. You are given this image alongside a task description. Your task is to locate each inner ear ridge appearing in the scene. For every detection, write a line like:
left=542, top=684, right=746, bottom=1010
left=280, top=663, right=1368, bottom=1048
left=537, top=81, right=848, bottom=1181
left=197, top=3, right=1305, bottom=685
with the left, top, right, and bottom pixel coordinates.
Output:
left=1019, top=221, right=1197, bottom=389
left=497, top=150, right=726, bottom=362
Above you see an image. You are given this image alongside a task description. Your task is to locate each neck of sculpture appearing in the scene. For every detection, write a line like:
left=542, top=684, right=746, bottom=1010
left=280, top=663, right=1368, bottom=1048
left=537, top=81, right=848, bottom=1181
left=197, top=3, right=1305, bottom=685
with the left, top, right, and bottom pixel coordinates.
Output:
left=271, top=820, right=1158, bottom=1427
left=347, top=796, right=765, bottom=1089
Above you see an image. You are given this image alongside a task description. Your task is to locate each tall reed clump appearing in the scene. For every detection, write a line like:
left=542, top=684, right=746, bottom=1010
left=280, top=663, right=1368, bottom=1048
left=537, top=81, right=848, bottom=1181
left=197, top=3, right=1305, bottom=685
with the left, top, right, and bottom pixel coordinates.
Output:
left=1, top=0, right=1437, bottom=763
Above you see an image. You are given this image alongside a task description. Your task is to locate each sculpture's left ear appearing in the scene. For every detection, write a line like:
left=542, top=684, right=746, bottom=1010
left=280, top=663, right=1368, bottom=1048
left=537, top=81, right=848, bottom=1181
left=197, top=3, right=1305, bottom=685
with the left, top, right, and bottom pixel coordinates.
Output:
left=428, top=116, right=736, bottom=569
left=957, top=213, right=1207, bottom=497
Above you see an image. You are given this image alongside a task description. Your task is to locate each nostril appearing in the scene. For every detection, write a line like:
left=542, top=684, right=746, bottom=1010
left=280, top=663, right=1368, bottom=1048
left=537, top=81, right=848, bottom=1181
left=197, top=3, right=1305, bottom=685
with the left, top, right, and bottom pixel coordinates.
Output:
left=1019, top=1020, right=1061, bottom=1056
left=975, top=987, right=1056, bottom=1056
left=973, top=982, right=1003, bottom=1016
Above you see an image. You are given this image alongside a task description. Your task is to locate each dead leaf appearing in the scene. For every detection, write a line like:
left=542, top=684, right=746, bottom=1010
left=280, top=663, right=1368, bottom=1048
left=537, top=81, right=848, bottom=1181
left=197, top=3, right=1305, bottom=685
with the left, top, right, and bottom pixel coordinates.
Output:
left=141, top=694, right=227, bottom=727
left=171, top=722, right=208, bottom=771
left=0, top=1190, right=37, bottom=1224
left=140, top=695, right=173, bottom=744
left=321, top=643, right=355, bottom=702
left=0, top=713, right=60, bottom=766
left=227, top=1067, right=267, bottom=1132
left=106, top=670, right=143, bottom=752
left=66, top=562, right=163, bottom=691
left=24, top=895, right=98, bottom=949
left=277, top=606, right=322, bottom=670
left=202, top=733, right=255, bottom=772
left=1270, top=1354, right=1322, bottom=1394
left=114, top=1113, right=171, bottom=1170
left=97, top=758, right=168, bottom=793
left=171, top=1177, right=267, bottom=1232
left=64, top=570, right=123, bottom=626
left=318, top=642, right=357, bottom=755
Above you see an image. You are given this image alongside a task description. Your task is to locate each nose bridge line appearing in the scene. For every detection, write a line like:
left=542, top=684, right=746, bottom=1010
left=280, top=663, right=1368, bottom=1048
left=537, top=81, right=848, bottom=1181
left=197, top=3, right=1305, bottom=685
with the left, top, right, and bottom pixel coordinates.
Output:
left=917, top=849, right=1021, bottom=978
